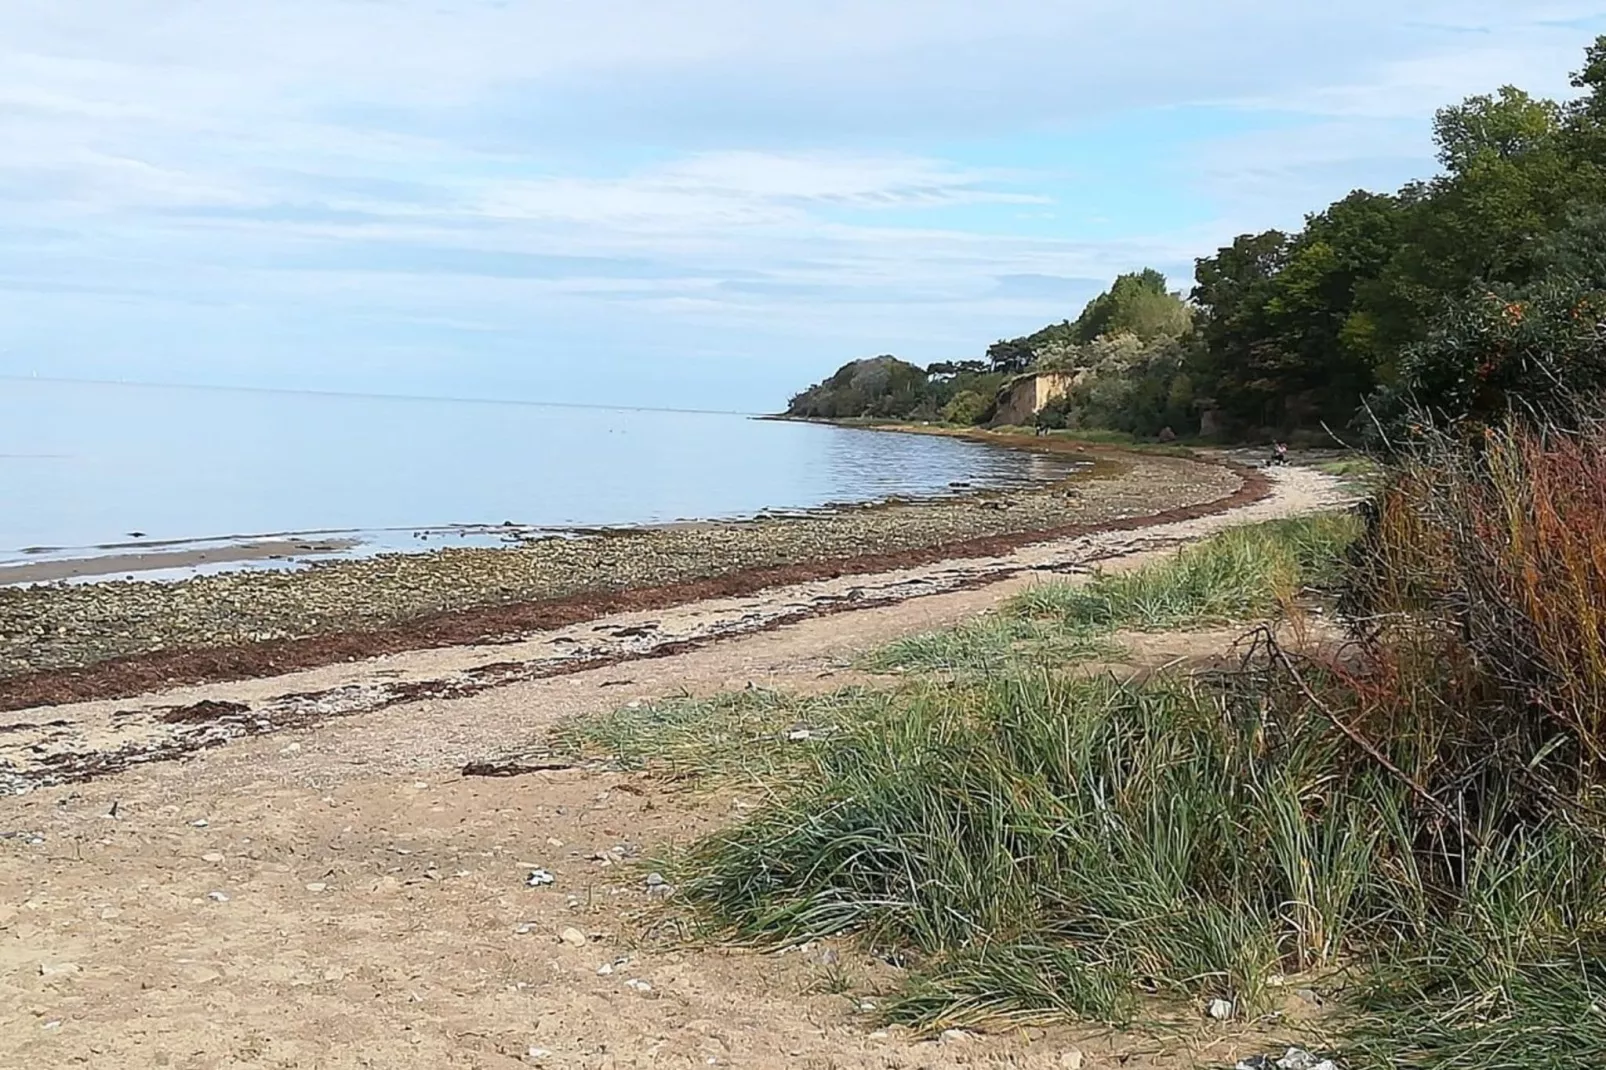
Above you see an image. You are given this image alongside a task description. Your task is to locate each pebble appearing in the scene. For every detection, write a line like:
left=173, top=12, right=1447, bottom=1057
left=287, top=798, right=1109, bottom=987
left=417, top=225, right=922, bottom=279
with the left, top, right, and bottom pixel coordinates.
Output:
left=939, top=1029, right=971, bottom=1045
left=304, top=882, right=328, bottom=893
left=180, top=964, right=222, bottom=984
left=190, top=819, right=209, bottom=828
left=526, top=869, right=555, bottom=887
left=1208, top=998, right=1234, bottom=1020
left=38, top=962, right=82, bottom=977
left=526, top=1048, right=551, bottom=1063
left=624, top=978, right=652, bottom=992
left=558, top=927, right=587, bottom=947
left=99, top=908, right=121, bottom=920
left=201, top=852, right=224, bottom=863
left=207, top=891, right=230, bottom=903
left=1237, top=1047, right=1332, bottom=1070
left=1060, top=1052, right=1084, bottom=1070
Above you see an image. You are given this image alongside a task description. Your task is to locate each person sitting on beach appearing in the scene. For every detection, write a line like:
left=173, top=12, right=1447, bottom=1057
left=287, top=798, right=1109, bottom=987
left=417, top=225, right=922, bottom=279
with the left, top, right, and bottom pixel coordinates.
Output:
left=1271, top=441, right=1289, bottom=466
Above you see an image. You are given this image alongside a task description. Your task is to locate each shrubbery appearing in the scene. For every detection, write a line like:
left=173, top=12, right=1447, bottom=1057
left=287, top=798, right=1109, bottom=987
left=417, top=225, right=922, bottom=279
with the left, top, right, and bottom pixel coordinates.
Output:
left=562, top=412, right=1606, bottom=1066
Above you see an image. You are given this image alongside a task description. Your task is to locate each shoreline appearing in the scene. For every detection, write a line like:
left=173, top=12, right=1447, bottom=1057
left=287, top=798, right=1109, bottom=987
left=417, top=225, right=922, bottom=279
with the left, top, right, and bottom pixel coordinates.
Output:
left=0, top=447, right=1262, bottom=709
left=0, top=431, right=1105, bottom=586
left=0, top=537, right=364, bottom=586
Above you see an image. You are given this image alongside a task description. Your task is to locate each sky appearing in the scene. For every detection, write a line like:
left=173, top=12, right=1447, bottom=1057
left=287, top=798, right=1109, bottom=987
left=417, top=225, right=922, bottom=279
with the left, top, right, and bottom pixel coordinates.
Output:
left=4, top=2, right=1606, bottom=412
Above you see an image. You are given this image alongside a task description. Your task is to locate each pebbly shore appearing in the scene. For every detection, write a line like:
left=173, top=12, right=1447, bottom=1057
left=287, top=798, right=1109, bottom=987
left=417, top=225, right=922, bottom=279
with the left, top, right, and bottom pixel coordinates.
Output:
left=0, top=449, right=1243, bottom=681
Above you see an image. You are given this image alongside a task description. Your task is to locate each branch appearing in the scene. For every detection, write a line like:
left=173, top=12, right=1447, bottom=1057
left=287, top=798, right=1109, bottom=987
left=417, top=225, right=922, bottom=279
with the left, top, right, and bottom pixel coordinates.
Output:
left=1256, top=627, right=1481, bottom=846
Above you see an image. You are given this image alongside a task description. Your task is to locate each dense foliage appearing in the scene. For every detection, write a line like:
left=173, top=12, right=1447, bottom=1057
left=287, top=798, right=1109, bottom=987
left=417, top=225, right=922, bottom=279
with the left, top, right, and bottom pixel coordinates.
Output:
left=786, top=37, right=1606, bottom=442
left=786, top=355, right=1008, bottom=422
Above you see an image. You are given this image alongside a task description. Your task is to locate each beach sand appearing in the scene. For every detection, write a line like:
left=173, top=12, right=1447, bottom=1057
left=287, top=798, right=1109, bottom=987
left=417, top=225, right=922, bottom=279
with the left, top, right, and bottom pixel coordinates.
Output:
left=0, top=462, right=1353, bottom=1070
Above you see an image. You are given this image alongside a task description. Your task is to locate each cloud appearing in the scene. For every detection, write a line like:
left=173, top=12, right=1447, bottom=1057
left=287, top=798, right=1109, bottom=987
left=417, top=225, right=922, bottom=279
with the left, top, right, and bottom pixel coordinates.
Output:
left=2, top=1, right=1605, bottom=406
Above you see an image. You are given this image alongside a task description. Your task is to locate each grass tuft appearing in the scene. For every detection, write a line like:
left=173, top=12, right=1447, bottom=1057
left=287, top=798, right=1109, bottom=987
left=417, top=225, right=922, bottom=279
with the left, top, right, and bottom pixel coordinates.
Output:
left=1010, top=514, right=1359, bottom=632
left=550, top=687, right=891, bottom=785
left=867, top=513, right=1359, bottom=676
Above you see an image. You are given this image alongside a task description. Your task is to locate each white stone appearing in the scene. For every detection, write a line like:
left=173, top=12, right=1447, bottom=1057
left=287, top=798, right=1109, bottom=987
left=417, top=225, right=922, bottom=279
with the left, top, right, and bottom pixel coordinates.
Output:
left=558, top=927, right=587, bottom=947
left=1208, top=998, right=1234, bottom=1020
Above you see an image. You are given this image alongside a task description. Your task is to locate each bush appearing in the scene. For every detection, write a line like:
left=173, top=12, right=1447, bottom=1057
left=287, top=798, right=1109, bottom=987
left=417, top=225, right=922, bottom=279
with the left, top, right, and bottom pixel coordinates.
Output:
left=629, top=430, right=1606, bottom=1063
left=941, top=390, right=990, bottom=426
left=1377, top=279, right=1606, bottom=434
left=1343, top=414, right=1606, bottom=785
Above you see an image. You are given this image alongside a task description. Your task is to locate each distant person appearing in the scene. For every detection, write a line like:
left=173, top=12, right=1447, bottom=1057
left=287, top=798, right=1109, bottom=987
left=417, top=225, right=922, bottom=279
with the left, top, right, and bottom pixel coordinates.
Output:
left=1271, top=441, right=1289, bottom=466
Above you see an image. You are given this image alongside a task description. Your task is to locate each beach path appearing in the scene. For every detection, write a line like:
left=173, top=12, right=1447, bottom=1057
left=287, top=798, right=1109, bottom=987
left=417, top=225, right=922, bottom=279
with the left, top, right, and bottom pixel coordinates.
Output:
left=0, top=464, right=1349, bottom=1070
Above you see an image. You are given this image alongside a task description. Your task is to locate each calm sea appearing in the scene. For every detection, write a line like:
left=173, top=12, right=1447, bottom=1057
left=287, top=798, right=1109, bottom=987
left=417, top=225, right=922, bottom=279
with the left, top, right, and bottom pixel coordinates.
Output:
left=2, top=378, right=1078, bottom=564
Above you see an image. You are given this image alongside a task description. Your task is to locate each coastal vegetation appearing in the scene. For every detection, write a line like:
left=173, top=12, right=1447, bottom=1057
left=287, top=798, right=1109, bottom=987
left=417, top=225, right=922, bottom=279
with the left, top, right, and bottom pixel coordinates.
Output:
left=560, top=405, right=1606, bottom=1067
left=788, top=36, right=1606, bottom=444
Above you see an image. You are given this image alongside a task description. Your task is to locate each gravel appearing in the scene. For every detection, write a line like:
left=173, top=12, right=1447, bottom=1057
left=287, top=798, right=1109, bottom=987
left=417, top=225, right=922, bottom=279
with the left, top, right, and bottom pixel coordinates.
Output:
left=0, top=452, right=1240, bottom=678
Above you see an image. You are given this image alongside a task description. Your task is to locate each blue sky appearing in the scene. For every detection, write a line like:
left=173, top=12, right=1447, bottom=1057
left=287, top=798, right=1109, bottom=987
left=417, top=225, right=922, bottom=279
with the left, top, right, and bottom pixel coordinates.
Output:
left=4, top=1, right=1606, bottom=412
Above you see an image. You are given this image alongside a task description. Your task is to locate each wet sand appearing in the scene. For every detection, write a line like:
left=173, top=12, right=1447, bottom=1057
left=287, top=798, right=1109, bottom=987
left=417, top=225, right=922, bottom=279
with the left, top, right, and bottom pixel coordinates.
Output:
left=0, top=538, right=360, bottom=586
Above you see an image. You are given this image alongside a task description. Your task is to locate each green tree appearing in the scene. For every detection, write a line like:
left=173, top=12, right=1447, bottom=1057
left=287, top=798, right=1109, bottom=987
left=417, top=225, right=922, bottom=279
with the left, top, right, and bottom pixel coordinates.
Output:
left=941, top=390, right=991, bottom=426
left=1071, top=269, right=1191, bottom=343
left=1188, top=230, right=1289, bottom=432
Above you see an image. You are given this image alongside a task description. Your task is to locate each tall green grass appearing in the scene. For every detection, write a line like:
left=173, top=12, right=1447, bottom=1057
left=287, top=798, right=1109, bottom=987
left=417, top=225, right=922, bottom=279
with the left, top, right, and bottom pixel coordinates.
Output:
left=557, top=490, right=1606, bottom=1066
left=675, top=671, right=1445, bottom=1027
left=1010, top=514, right=1359, bottom=631
left=669, top=673, right=1606, bottom=1056
left=868, top=513, right=1359, bottom=675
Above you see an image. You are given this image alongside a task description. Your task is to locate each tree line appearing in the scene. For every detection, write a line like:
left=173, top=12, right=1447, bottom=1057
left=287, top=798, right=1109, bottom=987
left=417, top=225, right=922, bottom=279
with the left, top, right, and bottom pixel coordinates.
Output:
left=787, top=36, right=1606, bottom=442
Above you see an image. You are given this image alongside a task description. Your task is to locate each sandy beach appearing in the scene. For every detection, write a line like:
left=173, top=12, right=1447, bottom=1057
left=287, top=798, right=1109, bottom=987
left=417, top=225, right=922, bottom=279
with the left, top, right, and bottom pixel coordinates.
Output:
left=0, top=459, right=1352, bottom=1070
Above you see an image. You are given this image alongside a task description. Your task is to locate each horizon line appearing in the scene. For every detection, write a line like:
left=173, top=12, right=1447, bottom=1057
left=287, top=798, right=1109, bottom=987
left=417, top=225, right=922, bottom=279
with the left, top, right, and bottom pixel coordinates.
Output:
left=0, top=373, right=767, bottom=418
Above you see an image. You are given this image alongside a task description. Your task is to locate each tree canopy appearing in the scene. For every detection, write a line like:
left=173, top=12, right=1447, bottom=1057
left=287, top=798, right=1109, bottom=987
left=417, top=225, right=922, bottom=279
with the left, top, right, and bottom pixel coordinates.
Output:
left=787, top=36, right=1606, bottom=441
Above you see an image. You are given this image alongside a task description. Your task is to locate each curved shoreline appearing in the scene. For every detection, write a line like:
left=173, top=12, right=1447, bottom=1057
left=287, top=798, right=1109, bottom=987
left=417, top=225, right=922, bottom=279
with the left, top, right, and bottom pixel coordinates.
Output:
left=0, top=447, right=1266, bottom=710
left=1, top=429, right=1105, bottom=586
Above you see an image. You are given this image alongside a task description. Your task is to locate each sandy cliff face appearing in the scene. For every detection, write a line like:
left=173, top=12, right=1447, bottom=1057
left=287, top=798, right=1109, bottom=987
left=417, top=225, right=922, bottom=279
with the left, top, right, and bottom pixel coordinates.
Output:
left=994, top=371, right=1075, bottom=426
